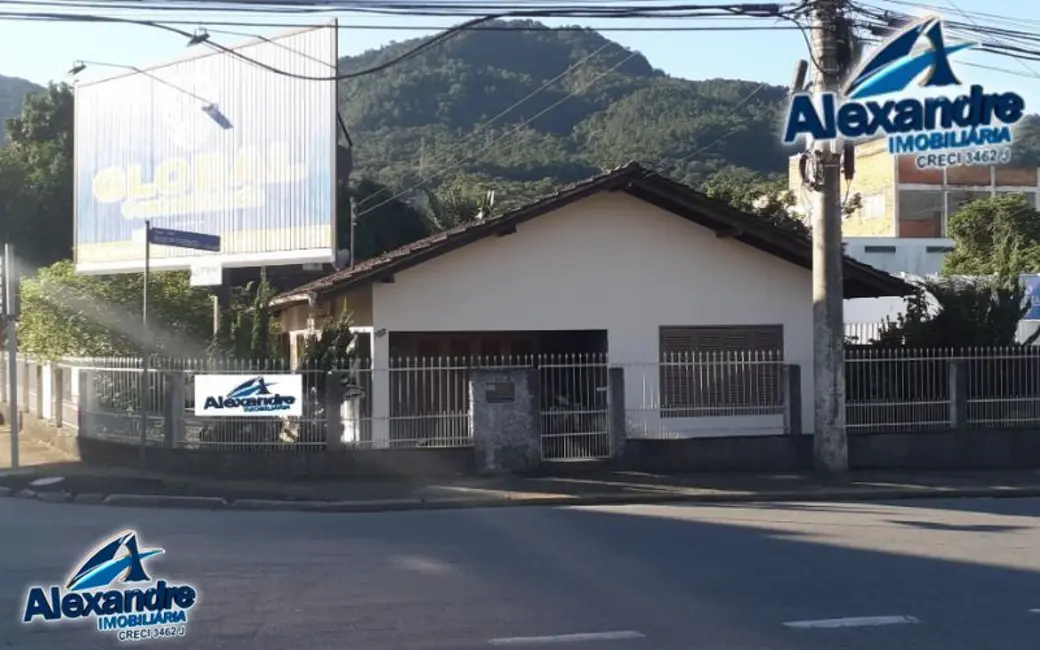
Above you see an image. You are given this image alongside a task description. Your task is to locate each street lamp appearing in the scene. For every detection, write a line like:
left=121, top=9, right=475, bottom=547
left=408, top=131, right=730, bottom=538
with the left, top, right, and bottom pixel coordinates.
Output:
left=66, top=60, right=232, bottom=130
left=66, top=56, right=232, bottom=463
left=187, top=30, right=210, bottom=47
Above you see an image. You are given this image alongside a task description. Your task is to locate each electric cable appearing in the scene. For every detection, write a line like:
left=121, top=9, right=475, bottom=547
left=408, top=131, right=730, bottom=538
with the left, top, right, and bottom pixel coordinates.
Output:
left=352, top=49, right=641, bottom=220
left=352, top=39, right=614, bottom=210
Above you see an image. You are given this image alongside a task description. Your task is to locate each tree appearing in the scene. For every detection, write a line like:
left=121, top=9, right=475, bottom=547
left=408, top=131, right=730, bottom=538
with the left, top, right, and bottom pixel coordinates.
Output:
left=18, top=261, right=213, bottom=359
left=418, top=183, right=485, bottom=231
left=344, top=178, right=434, bottom=262
left=0, top=83, right=74, bottom=268
left=875, top=275, right=1036, bottom=347
left=209, top=279, right=284, bottom=361
left=943, top=193, right=1040, bottom=276
left=700, top=167, right=811, bottom=238
left=1011, top=114, right=1040, bottom=167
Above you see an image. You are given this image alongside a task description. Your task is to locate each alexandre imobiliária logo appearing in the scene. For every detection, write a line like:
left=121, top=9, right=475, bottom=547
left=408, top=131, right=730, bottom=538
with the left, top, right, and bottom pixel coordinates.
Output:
left=195, top=374, right=303, bottom=416
left=22, top=530, right=199, bottom=642
left=782, top=15, right=1026, bottom=169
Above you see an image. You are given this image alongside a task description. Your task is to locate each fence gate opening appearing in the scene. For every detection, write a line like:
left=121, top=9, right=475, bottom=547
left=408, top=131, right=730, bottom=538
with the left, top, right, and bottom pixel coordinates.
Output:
left=538, top=356, right=611, bottom=461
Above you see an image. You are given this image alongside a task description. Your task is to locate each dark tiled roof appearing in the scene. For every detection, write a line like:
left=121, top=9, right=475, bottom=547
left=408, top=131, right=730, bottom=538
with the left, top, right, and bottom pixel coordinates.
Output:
left=270, top=162, right=912, bottom=308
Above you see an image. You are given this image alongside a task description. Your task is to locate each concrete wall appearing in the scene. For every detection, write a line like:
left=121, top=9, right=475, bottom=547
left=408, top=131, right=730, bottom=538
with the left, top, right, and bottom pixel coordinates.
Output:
left=76, top=438, right=474, bottom=479
left=620, top=429, right=1040, bottom=473
left=370, top=191, right=817, bottom=437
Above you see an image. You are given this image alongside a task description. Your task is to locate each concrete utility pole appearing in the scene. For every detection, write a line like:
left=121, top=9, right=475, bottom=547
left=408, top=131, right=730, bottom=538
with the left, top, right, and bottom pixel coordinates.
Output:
left=809, top=0, right=848, bottom=474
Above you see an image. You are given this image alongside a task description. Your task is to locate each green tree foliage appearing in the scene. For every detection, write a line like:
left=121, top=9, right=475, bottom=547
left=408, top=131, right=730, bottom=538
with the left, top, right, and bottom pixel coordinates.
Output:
left=1012, top=114, right=1040, bottom=167
left=419, top=183, right=483, bottom=231
left=18, top=260, right=212, bottom=359
left=0, top=74, right=42, bottom=145
left=338, top=20, right=796, bottom=207
left=209, top=279, right=284, bottom=361
left=299, top=309, right=356, bottom=368
left=875, top=275, right=1036, bottom=347
left=0, top=83, right=74, bottom=267
left=345, top=178, right=433, bottom=261
left=943, top=193, right=1040, bottom=276
left=701, top=167, right=809, bottom=238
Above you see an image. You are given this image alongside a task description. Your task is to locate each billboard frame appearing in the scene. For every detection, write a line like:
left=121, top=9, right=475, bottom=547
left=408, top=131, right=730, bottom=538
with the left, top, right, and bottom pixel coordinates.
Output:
left=72, top=20, right=340, bottom=276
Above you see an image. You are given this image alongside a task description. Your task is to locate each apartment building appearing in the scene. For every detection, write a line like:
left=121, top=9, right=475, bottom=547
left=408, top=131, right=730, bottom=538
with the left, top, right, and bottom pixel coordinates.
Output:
left=788, top=138, right=1040, bottom=275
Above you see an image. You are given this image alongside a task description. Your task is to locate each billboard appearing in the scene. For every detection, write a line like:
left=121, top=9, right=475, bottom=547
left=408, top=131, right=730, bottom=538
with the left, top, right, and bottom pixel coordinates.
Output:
left=73, top=24, right=338, bottom=274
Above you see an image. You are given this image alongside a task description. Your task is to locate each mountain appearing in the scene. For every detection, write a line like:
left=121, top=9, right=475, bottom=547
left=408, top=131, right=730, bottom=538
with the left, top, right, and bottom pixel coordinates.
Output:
left=336, top=20, right=794, bottom=208
left=0, top=74, right=43, bottom=145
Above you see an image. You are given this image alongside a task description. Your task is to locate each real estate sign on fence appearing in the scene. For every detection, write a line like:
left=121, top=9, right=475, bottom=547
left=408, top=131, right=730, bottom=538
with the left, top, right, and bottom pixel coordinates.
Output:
left=194, top=374, right=303, bottom=417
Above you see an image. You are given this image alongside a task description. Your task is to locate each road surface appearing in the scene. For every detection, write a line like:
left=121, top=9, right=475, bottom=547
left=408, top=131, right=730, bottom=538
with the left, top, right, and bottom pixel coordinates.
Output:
left=1, top=496, right=1038, bottom=649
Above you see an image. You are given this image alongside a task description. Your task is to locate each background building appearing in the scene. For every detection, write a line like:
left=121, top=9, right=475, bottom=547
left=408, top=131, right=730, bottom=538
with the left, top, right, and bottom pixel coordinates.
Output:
left=788, top=139, right=1040, bottom=276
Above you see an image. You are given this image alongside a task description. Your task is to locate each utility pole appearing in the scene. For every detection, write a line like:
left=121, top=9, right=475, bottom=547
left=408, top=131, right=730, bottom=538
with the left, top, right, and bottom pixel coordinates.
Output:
left=3, top=244, right=18, bottom=469
left=809, top=0, right=848, bottom=475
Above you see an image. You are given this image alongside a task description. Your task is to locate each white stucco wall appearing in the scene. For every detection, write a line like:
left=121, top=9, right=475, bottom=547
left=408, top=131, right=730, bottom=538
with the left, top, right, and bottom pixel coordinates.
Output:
left=369, top=191, right=817, bottom=437
left=843, top=237, right=952, bottom=276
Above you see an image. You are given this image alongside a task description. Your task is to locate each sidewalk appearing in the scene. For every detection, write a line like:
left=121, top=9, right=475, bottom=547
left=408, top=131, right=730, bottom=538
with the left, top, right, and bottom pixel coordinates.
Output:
left=3, top=429, right=1040, bottom=512
left=0, top=426, right=77, bottom=469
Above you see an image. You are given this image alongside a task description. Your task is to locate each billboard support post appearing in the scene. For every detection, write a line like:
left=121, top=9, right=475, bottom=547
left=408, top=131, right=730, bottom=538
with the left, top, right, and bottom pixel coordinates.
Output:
left=139, top=220, right=151, bottom=464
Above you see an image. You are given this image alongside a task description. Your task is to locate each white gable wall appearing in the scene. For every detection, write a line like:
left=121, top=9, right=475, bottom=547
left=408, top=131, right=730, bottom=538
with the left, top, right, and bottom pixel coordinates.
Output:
left=370, top=191, right=816, bottom=437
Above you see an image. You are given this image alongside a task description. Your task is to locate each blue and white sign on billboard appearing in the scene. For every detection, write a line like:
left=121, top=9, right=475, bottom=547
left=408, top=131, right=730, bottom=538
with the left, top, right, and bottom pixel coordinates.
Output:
left=73, top=24, right=338, bottom=275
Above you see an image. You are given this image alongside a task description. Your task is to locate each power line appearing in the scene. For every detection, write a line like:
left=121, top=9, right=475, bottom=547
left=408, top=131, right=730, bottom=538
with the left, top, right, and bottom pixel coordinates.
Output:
left=0, top=5, right=805, bottom=82
left=353, top=49, right=642, bottom=220
left=352, top=39, right=615, bottom=211
left=0, top=12, right=803, bottom=31
left=941, top=0, right=1040, bottom=84
left=672, top=80, right=771, bottom=165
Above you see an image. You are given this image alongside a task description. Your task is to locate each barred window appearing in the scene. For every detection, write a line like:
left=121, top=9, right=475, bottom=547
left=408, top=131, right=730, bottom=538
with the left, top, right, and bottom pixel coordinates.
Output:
left=659, top=325, right=784, bottom=418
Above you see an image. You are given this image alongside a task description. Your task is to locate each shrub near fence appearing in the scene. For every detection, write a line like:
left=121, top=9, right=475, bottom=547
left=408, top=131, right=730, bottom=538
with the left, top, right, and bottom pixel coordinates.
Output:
left=845, top=346, right=1040, bottom=432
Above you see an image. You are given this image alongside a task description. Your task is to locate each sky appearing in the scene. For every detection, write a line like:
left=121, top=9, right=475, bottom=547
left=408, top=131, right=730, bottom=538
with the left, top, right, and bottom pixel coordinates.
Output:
left=0, top=0, right=1039, bottom=109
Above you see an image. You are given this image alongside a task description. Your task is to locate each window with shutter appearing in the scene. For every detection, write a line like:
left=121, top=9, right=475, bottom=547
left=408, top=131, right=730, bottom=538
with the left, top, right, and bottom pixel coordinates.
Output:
left=659, top=325, right=784, bottom=418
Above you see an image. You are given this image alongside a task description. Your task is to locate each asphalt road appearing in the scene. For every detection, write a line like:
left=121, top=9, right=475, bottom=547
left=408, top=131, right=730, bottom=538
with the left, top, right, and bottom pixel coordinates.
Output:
left=1, top=496, right=1038, bottom=650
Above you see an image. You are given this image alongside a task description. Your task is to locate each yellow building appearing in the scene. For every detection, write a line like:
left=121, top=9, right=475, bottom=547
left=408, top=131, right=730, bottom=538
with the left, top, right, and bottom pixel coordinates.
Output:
left=788, top=140, right=1040, bottom=240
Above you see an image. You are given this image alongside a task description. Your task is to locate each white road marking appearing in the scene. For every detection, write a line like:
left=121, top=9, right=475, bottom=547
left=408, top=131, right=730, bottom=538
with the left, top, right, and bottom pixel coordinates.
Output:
left=1029, top=609, right=1040, bottom=614
left=489, top=631, right=645, bottom=645
left=783, top=615, right=921, bottom=629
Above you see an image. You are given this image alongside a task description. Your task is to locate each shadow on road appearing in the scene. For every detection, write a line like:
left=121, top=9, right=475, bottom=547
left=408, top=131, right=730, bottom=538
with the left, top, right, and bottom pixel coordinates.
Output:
left=2, top=494, right=1039, bottom=649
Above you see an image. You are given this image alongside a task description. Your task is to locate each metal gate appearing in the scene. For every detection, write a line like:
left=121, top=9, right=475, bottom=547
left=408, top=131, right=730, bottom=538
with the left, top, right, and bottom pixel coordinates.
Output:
left=538, top=357, right=611, bottom=461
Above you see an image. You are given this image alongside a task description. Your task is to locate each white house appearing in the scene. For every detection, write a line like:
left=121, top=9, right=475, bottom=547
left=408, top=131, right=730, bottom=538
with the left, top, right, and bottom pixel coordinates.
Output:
left=270, top=162, right=909, bottom=452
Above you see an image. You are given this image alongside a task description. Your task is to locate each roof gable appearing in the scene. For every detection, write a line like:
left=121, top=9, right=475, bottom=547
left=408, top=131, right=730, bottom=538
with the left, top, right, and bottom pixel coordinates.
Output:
left=271, top=163, right=912, bottom=308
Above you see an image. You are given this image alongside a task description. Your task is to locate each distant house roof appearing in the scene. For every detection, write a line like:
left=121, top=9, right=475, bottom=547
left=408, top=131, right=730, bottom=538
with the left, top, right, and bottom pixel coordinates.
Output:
left=270, top=162, right=913, bottom=309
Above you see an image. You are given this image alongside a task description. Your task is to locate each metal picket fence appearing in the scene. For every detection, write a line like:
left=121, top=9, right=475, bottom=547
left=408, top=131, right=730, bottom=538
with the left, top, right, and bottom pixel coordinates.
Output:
left=6, top=346, right=1040, bottom=457
left=845, top=346, right=1040, bottom=432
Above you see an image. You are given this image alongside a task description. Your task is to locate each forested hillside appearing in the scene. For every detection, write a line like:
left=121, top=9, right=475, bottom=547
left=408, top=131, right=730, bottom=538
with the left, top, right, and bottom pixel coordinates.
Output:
left=337, top=20, right=794, bottom=208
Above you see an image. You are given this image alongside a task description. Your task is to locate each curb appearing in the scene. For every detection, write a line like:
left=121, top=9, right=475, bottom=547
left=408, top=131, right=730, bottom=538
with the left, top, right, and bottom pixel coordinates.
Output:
left=102, top=494, right=228, bottom=509
left=5, top=483, right=1040, bottom=513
